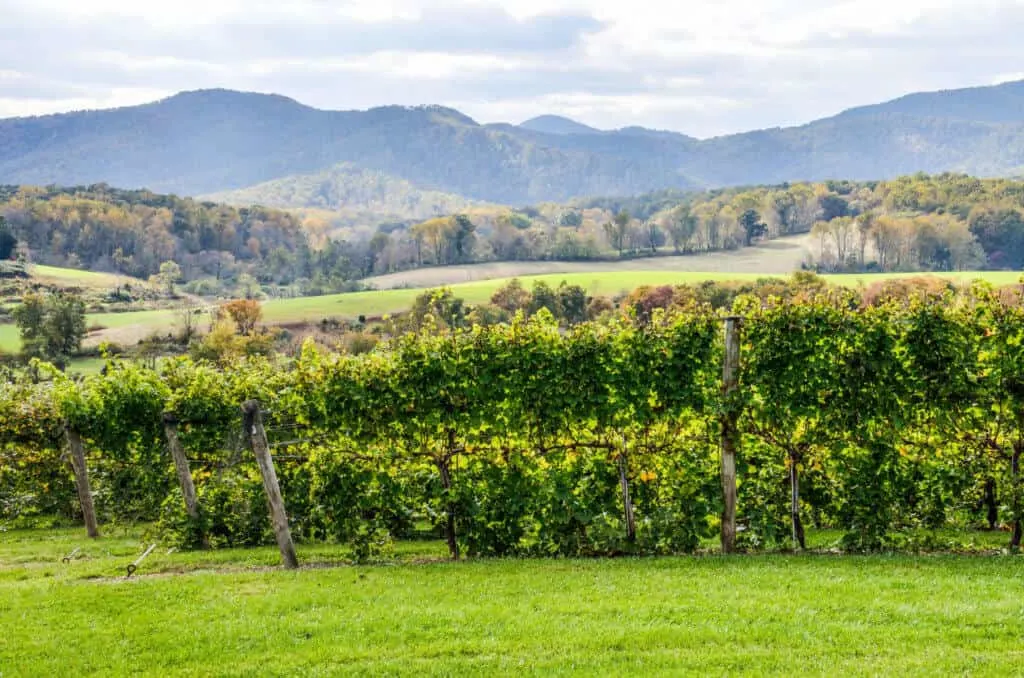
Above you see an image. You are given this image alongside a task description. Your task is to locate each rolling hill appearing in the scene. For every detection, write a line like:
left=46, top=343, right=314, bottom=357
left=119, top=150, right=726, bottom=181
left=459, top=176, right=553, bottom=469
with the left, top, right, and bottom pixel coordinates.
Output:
left=203, top=163, right=481, bottom=219
left=3, top=80, right=1024, bottom=205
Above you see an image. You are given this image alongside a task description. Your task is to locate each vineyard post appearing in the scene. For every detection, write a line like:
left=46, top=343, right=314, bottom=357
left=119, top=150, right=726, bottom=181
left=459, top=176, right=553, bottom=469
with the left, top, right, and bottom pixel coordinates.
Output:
left=617, top=445, right=637, bottom=542
left=439, top=429, right=460, bottom=560
left=64, top=426, right=99, bottom=538
left=241, top=400, right=299, bottom=569
left=163, top=412, right=205, bottom=546
left=720, top=316, right=742, bottom=554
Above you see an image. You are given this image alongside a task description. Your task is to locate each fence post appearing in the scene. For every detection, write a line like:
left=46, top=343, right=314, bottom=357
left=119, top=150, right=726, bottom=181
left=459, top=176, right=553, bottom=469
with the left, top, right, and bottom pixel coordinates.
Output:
left=163, top=412, right=206, bottom=545
left=64, top=425, right=99, bottom=538
left=720, top=316, right=742, bottom=554
left=241, top=400, right=299, bottom=569
left=618, top=446, right=637, bottom=542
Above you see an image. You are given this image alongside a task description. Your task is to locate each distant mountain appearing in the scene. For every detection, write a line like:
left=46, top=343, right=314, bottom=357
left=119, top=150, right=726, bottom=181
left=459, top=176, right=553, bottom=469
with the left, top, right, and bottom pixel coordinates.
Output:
left=3, top=80, right=1024, bottom=204
left=837, top=79, right=1024, bottom=124
left=0, top=89, right=696, bottom=203
left=204, top=163, right=480, bottom=219
left=519, top=115, right=601, bottom=135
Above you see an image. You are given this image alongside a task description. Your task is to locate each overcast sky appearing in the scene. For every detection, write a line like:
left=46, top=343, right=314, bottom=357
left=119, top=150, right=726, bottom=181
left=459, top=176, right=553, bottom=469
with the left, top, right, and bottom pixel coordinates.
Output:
left=1, top=0, right=1022, bottom=137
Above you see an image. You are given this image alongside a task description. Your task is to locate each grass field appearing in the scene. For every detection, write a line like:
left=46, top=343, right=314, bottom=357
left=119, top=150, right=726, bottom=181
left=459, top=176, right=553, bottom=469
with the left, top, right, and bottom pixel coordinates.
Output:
left=30, top=265, right=136, bottom=288
left=1, top=268, right=1021, bottom=355
left=2, top=526, right=1024, bottom=676
left=363, top=234, right=814, bottom=288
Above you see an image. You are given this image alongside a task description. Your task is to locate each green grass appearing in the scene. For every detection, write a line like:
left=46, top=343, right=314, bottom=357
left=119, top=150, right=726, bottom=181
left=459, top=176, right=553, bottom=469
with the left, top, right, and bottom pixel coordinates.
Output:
left=0, top=323, right=18, bottom=353
left=30, top=265, right=135, bottom=288
left=2, top=270, right=1021, bottom=354
left=2, top=526, right=1024, bottom=676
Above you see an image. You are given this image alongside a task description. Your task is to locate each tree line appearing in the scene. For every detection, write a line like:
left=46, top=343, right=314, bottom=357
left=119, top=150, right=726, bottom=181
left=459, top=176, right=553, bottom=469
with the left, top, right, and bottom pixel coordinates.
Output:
left=339, top=173, right=1024, bottom=277
left=0, top=185, right=371, bottom=295
left=6, top=174, right=1024, bottom=299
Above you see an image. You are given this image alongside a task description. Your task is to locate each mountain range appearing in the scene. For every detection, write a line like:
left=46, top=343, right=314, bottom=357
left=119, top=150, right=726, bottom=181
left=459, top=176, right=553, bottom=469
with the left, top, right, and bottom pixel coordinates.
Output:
left=3, top=80, right=1024, bottom=206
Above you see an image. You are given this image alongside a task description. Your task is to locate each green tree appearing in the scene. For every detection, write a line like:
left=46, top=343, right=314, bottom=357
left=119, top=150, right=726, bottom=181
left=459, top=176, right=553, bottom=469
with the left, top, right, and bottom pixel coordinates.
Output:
left=528, top=281, right=560, bottom=317
left=451, top=215, right=476, bottom=263
left=407, top=288, right=466, bottom=331
left=152, top=260, right=182, bottom=296
left=740, top=209, right=767, bottom=246
left=557, top=283, right=588, bottom=325
left=12, top=292, right=87, bottom=369
left=0, top=216, right=16, bottom=260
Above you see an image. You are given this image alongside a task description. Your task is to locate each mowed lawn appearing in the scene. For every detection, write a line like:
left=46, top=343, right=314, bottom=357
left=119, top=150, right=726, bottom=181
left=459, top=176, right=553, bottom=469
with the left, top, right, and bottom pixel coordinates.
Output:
left=2, top=528, right=1024, bottom=676
left=1, top=269, right=1021, bottom=354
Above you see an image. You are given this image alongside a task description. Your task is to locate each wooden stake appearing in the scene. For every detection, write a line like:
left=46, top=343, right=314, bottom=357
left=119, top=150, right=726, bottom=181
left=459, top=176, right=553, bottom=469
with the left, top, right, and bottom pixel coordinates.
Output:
left=618, top=448, right=637, bottom=542
left=789, top=450, right=805, bottom=550
left=163, top=413, right=200, bottom=519
left=65, top=426, right=99, bottom=538
left=164, top=412, right=207, bottom=548
left=720, top=316, right=741, bottom=554
left=437, top=454, right=459, bottom=560
left=242, top=400, right=298, bottom=569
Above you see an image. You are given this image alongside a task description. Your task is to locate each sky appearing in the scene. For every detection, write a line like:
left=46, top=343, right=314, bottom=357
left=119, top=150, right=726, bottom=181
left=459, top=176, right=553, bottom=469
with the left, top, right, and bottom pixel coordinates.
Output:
left=1, top=0, right=1023, bottom=138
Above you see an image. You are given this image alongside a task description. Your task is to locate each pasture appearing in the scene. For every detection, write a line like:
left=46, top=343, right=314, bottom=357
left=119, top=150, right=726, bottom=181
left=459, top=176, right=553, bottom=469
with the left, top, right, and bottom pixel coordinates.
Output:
left=1, top=266, right=1021, bottom=355
left=30, top=265, right=136, bottom=288
left=1, top=527, right=1023, bottom=676
left=362, top=234, right=814, bottom=288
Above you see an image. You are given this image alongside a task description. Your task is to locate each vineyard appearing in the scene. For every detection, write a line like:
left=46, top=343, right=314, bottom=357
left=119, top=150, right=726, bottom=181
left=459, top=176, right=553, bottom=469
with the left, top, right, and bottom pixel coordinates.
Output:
left=3, top=283, right=1024, bottom=560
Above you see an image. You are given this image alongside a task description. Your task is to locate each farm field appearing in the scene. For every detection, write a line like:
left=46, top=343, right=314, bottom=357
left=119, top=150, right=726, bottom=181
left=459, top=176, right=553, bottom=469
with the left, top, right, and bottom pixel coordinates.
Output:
left=1, top=527, right=1023, bottom=677
left=1, top=267, right=1022, bottom=355
left=30, top=265, right=137, bottom=289
left=363, top=234, right=814, bottom=288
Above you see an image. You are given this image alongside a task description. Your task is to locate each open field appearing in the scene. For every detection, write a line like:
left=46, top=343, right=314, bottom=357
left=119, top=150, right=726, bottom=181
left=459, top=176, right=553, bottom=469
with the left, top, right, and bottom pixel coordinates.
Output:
left=30, top=265, right=137, bottom=289
left=363, top=234, right=815, bottom=289
left=2, top=268, right=1023, bottom=355
left=1, top=526, right=1023, bottom=676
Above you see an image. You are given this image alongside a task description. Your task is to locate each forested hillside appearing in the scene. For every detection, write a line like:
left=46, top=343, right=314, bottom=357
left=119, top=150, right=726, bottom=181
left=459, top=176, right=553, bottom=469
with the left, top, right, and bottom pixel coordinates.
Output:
left=0, top=185, right=369, bottom=293
left=204, top=163, right=481, bottom=220
left=360, top=174, right=1024, bottom=276
left=2, top=174, right=1022, bottom=298
left=3, top=81, right=1024, bottom=203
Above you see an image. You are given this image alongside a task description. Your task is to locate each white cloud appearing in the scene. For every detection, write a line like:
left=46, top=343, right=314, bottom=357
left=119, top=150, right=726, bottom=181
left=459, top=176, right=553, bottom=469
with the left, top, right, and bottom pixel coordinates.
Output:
left=0, top=0, right=1023, bottom=135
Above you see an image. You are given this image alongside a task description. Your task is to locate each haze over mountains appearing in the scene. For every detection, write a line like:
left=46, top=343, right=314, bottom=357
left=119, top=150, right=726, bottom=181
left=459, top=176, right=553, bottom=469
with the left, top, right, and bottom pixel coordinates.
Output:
left=2, top=80, right=1024, bottom=206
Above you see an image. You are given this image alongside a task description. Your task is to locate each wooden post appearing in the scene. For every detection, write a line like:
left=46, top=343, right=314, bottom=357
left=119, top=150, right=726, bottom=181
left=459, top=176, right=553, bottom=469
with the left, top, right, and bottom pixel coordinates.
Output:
left=437, top=441, right=459, bottom=560
left=163, top=412, right=206, bottom=548
left=618, top=448, right=637, bottom=542
left=1011, top=443, right=1022, bottom=551
left=163, top=413, right=200, bottom=520
left=241, top=400, right=298, bottom=569
left=789, top=450, right=805, bottom=550
left=720, top=316, right=741, bottom=554
left=65, top=426, right=99, bottom=538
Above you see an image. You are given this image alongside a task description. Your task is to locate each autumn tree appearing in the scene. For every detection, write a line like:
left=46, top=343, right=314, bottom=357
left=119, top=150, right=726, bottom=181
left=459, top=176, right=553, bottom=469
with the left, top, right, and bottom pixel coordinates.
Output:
left=491, top=279, right=531, bottom=313
left=220, top=299, right=263, bottom=336
left=663, top=204, right=697, bottom=253
left=603, top=210, right=631, bottom=256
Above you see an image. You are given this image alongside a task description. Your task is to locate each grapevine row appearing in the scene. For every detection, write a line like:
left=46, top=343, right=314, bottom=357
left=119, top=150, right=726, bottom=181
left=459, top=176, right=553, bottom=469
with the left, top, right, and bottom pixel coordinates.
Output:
left=2, top=288, right=1023, bottom=556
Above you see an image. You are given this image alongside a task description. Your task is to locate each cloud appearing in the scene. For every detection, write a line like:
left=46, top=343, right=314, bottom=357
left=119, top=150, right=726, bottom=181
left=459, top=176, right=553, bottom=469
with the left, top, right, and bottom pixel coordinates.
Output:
left=0, top=0, right=1022, bottom=136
